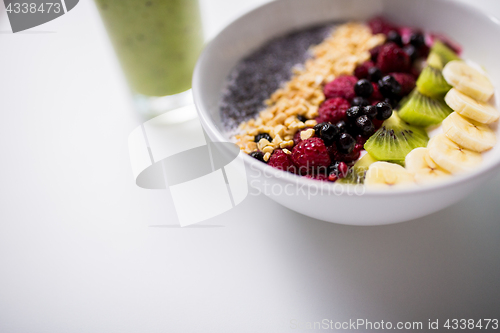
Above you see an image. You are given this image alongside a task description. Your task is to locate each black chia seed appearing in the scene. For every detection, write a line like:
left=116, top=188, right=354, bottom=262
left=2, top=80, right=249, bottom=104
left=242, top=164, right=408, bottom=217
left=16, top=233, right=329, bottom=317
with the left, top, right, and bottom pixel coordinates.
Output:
left=219, top=24, right=334, bottom=131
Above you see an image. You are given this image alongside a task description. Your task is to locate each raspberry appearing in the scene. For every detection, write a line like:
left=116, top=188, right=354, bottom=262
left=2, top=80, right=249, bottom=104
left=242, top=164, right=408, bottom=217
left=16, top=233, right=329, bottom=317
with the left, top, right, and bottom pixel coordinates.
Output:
left=291, top=137, right=331, bottom=173
left=268, top=149, right=295, bottom=173
left=398, top=26, right=415, bottom=44
left=368, top=17, right=397, bottom=35
left=377, top=43, right=411, bottom=74
left=316, top=97, right=350, bottom=124
left=323, top=76, right=357, bottom=101
left=390, top=72, right=416, bottom=96
left=354, top=61, right=375, bottom=79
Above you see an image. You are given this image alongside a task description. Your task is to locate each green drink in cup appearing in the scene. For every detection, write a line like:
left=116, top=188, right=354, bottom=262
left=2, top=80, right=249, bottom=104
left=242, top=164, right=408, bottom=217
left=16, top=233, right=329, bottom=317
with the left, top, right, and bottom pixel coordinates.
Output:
left=95, top=0, right=204, bottom=118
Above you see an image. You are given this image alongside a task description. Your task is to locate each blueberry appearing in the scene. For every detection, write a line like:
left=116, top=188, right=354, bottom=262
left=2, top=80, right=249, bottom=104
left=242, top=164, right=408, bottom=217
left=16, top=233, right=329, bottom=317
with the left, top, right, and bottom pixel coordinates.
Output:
left=354, top=79, right=374, bottom=98
left=250, top=151, right=266, bottom=163
left=346, top=106, right=363, bottom=121
left=387, top=30, right=403, bottom=47
left=378, top=75, right=402, bottom=98
left=368, top=67, right=383, bottom=82
left=254, top=133, right=272, bottom=143
left=351, top=96, right=370, bottom=107
left=355, top=115, right=376, bottom=137
left=337, top=133, right=356, bottom=154
left=363, top=105, right=378, bottom=119
left=335, top=120, right=349, bottom=133
left=313, top=122, right=327, bottom=134
left=297, top=115, right=307, bottom=123
left=315, top=122, right=339, bottom=146
left=410, top=32, right=425, bottom=48
left=404, top=44, right=419, bottom=62
left=375, top=101, right=393, bottom=120
left=384, top=97, right=398, bottom=109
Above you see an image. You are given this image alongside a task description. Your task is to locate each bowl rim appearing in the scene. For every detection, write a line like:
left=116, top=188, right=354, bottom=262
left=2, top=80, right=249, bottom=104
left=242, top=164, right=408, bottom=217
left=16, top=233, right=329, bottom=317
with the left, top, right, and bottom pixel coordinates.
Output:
left=192, top=0, right=500, bottom=197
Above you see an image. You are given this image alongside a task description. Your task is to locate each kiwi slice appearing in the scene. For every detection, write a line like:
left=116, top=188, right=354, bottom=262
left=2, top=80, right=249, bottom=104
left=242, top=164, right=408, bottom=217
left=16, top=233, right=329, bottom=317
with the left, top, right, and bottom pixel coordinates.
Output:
left=426, top=52, right=444, bottom=70
left=417, top=41, right=459, bottom=98
left=399, top=89, right=453, bottom=127
left=338, top=153, right=378, bottom=184
left=430, top=41, right=460, bottom=65
left=364, top=113, right=429, bottom=162
left=416, top=66, right=452, bottom=98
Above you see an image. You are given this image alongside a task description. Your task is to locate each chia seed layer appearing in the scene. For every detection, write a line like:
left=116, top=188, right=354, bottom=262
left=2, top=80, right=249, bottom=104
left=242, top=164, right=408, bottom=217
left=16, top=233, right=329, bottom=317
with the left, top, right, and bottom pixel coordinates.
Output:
left=219, top=24, right=334, bottom=131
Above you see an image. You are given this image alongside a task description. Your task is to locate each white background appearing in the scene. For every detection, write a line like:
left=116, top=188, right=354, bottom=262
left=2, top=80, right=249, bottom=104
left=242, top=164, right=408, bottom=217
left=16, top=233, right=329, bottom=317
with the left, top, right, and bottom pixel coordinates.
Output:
left=0, top=0, right=500, bottom=332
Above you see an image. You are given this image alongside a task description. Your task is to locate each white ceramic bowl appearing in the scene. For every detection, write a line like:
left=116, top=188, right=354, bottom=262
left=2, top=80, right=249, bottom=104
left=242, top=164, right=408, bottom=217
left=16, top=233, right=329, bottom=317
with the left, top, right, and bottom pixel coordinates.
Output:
left=193, top=0, right=500, bottom=225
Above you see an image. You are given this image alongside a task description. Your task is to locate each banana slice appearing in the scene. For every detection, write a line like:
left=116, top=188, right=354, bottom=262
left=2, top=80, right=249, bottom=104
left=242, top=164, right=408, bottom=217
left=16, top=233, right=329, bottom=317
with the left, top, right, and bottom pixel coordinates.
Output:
left=405, top=147, right=451, bottom=184
left=365, top=162, right=415, bottom=188
left=427, top=133, right=482, bottom=174
left=445, top=88, right=499, bottom=124
left=442, top=112, right=496, bottom=152
left=442, top=60, right=495, bottom=102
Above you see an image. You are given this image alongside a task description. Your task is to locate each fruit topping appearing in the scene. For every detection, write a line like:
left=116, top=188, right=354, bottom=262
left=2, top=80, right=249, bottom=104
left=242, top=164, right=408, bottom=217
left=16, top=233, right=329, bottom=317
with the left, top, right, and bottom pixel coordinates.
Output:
left=405, top=147, right=451, bottom=184
left=296, top=115, right=307, bottom=123
left=268, top=149, right=296, bottom=172
left=368, top=67, right=383, bottom=82
left=250, top=151, right=266, bottom=163
left=364, top=162, right=415, bottom=188
left=427, top=133, right=482, bottom=174
left=409, top=32, right=426, bottom=48
left=337, top=132, right=356, bottom=154
left=323, top=76, right=358, bottom=100
left=375, top=101, right=393, bottom=120
left=335, top=120, right=349, bottom=133
left=398, top=89, right=453, bottom=127
left=346, top=106, right=363, bottom=121
left=314, top=122, right=339, bottom=146
left=363, top=105, right=378, bottom=119
left=377, top=43, right=411, bottom=73
left=354, top=61, right=375, bottom=79
left=442, top=60, right=495, bottom=102
left=444, top=88, right=499, bottom=124
left=254, top=133, right=272, bottom=143
left=364, top=113, right=429, bottom=162
left=368, top=17, right=396, bottom=35
left=354, top=79, right=374, bottom=98
left=291, top=137, right=331, bottom=172
left=316, top=97, right=351, bottom=123
left=386, top=30, right=403, bottom=47
left=403, top=44, right=419, bottom=62
left=351, top=96, right=370, bottom=107
left=441, top=112, right=496, bottom=152
left=378, top=75, right=402, bottom=99
left=390, top=72, right=416, bottom=96
left=337, top=152, right=378, bottom=184
left=355, top=115, right=376, bottom=137
left=416, top=66, right=452, bottom=98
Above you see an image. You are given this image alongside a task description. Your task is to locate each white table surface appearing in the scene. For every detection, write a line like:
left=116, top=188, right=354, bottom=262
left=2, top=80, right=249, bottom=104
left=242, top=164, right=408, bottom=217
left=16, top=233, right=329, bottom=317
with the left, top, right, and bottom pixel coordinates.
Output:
left=1, top=1, right=500, bottom=332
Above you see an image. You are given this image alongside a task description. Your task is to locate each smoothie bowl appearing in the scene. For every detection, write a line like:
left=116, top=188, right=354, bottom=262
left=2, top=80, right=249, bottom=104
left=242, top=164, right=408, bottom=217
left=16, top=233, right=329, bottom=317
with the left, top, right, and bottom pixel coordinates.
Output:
left=192, top=0, right=500, bottom=225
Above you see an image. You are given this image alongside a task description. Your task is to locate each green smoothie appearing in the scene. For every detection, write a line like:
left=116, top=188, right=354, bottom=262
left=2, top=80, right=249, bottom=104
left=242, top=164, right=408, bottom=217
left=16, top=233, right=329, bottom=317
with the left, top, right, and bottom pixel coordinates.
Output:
left=95, top=0, right=204, bottom=96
